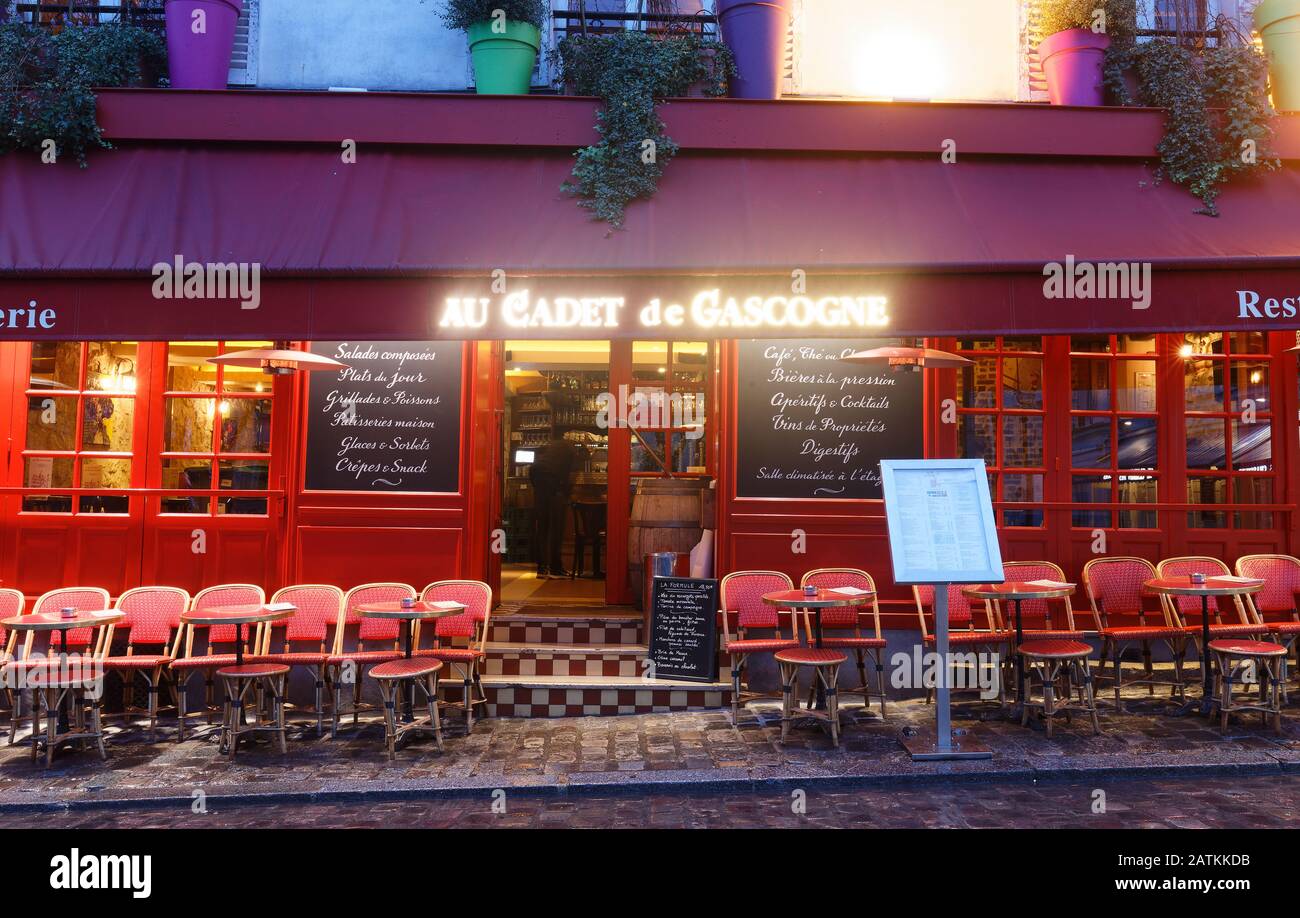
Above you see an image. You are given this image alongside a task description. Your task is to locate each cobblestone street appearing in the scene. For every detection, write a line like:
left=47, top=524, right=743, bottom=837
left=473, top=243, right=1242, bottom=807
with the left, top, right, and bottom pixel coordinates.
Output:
left=3, top=690, right=1300, bottom=813
left=8, top=772, right=1298, bottom=829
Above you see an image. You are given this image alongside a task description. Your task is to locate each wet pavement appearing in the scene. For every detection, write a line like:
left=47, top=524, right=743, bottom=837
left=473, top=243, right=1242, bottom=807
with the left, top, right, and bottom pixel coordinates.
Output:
left=7, top=772, right=1297, bottom=829
left=3, top=687, right=1300, bottom=812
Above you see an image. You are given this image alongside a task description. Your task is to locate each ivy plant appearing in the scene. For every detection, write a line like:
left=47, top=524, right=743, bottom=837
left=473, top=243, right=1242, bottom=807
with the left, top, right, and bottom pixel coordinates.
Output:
left=440, top=0, right=549, bottom=31
left=555, top=31, right=735, bottom=228
left=1104, top=36, right=1277, bottom=216
left=0, top=21, right=165, bottom=166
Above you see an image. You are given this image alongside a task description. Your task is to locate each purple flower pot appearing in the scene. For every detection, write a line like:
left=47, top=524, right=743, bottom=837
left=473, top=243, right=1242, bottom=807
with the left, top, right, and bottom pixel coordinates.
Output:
left=716, top=0, right=793, bottom=99
left=1038, top=27, right=1111, bottom=106
left=165, top=0, right=242, bottom=90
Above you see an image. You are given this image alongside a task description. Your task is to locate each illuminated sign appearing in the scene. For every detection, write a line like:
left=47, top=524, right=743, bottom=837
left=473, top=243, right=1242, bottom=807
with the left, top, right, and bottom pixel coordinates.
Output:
left=0, top=299, right=57, bottom=331
left=438, top=289, right=890, bottom=333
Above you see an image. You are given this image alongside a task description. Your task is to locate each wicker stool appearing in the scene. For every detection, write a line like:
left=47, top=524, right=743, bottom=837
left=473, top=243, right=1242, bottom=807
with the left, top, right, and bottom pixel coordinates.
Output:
left=1018, top=640, right=1101, bottom=738
left=774, top=648, right=848, bottom=747
left=1209, top=639, right=1287, bottom=734
left=216, top=663, right=290, bottom=758
left=15, top=658, right=109, bottom=767
left=370, top=657, right=444, bottom=760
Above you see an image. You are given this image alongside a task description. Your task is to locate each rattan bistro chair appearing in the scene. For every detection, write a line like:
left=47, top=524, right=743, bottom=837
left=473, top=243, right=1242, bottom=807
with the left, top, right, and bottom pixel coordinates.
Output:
left=327, top=583, right=414, bottom=737
left=1235, top=554, right=1300, bottom=690
left=101, top=586, right=190, bottom=739
left=799, top=568, right=888, bottom=719
left=0, top=589, right=25, bottom=740
left=417, top=580, right=493, bottom=730
left=5, top=588, right=113, bottom=766
left=996, top=562, right=1089, bottom=640
left=255, top=584, right=345, bottom=736
left=170, top=584, right=266, bottom=741
left=1082, top=557, right=1190, bottom=711
left=719, top=571, right=799, bottom=724
left=912, top=584, right=1009, bottom=707
left=1156, top=557, right=1266, bottom=698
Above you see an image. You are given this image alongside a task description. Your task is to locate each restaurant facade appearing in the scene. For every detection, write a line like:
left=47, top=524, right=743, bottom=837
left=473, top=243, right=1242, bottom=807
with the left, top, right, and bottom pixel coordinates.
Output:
left=3, top=86, right=1300, bottom=645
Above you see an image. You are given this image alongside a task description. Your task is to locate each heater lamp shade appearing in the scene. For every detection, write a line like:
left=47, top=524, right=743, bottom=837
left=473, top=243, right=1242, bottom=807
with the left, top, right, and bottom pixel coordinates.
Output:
left=840, top=346, right=972, bottom=369
left=207, top=347, right=348, bottom=375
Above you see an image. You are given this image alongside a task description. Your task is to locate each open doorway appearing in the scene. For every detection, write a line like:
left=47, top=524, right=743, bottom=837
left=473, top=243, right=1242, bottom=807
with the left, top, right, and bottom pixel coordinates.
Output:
left=500, top=341, right=610, bottom=604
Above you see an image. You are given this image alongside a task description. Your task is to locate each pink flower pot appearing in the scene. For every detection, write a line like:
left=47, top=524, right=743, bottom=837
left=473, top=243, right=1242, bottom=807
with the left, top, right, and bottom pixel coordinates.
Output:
left=165, top=0, right=242, bottom=90
left=1038, top=28, right=1111, bottom=106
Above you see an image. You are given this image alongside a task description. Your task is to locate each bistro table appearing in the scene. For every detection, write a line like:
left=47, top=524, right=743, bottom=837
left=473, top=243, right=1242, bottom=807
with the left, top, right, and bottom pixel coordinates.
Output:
left=2, top=609, right=123, bottom=762
left=761, top=588, right=873, bottom=710
left=962, top=580, right=1075, bottom=712
left=1144, top=576, right=1264, bottom=716
left=357, top=600, right=466, bottom=720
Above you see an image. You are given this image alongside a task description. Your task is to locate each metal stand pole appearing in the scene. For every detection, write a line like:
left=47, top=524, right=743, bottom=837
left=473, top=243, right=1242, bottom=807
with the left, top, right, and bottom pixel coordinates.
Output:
left=900, top=583, right=992, bottom=761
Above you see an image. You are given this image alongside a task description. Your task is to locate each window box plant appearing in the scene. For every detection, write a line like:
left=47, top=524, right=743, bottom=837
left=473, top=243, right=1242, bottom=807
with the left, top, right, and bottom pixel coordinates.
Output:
left=1037, top=0, right=1135, bottom=105
left=164, top=0, right=240, bottom=89
left=715, top=0, right=791, bottom=99
left=441, top=0, right=547, bottom=95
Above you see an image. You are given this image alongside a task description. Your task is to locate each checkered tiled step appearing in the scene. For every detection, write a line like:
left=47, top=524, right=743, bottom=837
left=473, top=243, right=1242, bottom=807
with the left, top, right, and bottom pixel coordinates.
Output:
left=482, top=674, right=730, bottom=718
left=488, top=615, right=642, bottom=647
left=484, top=643, right=649, bottom=678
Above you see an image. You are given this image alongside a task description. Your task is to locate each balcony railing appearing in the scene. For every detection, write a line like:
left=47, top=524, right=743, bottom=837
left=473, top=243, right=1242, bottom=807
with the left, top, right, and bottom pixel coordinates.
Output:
left=12, top=1, right=164, bottom=29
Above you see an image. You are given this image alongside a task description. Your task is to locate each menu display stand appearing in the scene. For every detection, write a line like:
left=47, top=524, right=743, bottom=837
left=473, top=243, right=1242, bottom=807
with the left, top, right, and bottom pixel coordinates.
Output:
left=880, top=459, right=1005, bottom=762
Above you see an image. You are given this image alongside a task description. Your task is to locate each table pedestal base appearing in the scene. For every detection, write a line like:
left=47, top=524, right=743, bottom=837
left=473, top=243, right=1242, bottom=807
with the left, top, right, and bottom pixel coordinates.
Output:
left=899, top=727, right=992, bottom=761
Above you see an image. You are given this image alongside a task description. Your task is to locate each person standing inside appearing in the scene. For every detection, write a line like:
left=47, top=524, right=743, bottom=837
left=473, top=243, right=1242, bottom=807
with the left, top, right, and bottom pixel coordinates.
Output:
left=529, top=425, right=578, bottom=579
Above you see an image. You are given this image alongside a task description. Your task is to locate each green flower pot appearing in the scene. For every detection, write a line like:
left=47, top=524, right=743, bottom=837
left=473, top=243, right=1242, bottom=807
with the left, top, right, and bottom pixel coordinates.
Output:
left=466, top=20, right=541, bottom=95
left=1256, top=0, right=1300, bottom=112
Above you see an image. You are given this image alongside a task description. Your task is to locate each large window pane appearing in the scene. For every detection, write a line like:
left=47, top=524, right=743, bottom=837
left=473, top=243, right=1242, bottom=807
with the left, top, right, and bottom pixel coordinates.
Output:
left=1001, top=415, right=1043, bottom=467
left=166, top=342, right=219, bottom=391
left=1185, top=417, right=1227, bottom=469
left=1184, top=359, right=1224, bottom=411
left=1117, top=417, right=1157, bottom=469
left=957, top=414, right=996, bottom=463
left=1070, top=335, right=1109, bottom=353
left=1001, top=357, right=1042, bottom=409
left=165, top=398, right=215, bottom=453
left=1071, top=359, right=1109, bottom=410
left=84, top=343, right=138, bottom=392
left=1229, top=360, right=1270, bottom=409
left=1118, top=475, right=1158, bottom=528
left=1071, top=415, right=1110, bottom=468
left=220, top=399, right=273, bottom=453
left=79, top=458, right=131, bottom=513
left=1116, top=360, right=1156, bottom=412
left=956, top=358, right=996, bottom=408
left=1234, top=477, right=1274, bottom=529
left=1072, top=475, right=1112, bottom=528
left=25, top=395, right=76, bottom=451
left=28, top=341, right=80, bottom=390
left=1186, top=475, right=1227, bottom=529
left=162, top=458, right=213, bottom=514
left=21, top=456, right=73, bottom=512
left=1001, top=473, right=1043, bottom=527
left=1232, top=420, right=1272, bottom=471
left=81, top=397, right=133, bottom=451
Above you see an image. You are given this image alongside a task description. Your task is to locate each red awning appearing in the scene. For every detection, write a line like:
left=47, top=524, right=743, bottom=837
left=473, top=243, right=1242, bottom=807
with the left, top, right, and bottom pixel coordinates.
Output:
left=4, top=142, right=1300, bottom=339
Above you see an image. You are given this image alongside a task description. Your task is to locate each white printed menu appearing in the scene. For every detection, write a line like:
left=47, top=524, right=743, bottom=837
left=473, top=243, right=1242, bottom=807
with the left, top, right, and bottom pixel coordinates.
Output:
left=880, top=459, right=1005, bottom=585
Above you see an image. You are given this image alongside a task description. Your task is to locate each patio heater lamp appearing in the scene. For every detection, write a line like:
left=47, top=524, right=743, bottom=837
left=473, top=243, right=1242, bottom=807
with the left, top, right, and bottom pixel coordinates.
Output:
left=839, top=345, right=972, bottom=372
left=207, top=341, right=348, bottom=376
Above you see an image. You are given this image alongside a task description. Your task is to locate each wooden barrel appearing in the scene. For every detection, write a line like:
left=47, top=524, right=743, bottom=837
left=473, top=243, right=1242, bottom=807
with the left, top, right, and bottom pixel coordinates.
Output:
left=628, top=477, right=710, bottom=610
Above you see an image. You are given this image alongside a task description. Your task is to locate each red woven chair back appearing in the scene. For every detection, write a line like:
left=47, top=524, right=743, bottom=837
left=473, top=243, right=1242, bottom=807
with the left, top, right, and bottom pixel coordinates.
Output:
left=1156, top=556, right=1231, bottom=623
left=1002, top=561, right=1071, bottom=629
left=1082, top=557, right=1159, bottom=628
left=721, top=571, right=793, bottom=632
left=422, top=580, right=492, bottom=641
left=801, top=568, right=873, bottom=629
left=115, top=586, right=190, bottom=648
left=191, top=584, right=266, bottom=646
left=270, top=585, right=344, bottom=644
left=913, top=584, right=984, bottom=632
left=0, top=588, right=24, bottom=650
left=32, top=587, right=110, bottom=650
left=1236, top=554, right=1300, bottom=620
left=342, top=583, right=415, bottom=644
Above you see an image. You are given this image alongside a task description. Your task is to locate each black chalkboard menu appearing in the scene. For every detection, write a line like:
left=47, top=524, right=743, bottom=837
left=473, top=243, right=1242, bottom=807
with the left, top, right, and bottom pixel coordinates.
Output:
left=305, top=341, right=462, bottom=493
left=735, top=338, right=923, bottom=500
left=648, top=576, right=719, bottom=683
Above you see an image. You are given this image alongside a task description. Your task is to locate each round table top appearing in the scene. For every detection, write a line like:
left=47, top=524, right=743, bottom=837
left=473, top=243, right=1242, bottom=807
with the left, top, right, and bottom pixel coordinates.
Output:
left=963, top=581, right=1076, bottom=601
left=182, top=604, right=296, bottom=626
left=1144, top=577, right=1264, bottom=597
left=357, top=600, right=466, bottom=620
left=762, top=589, right=874, bottom=608
left=2, top=610, right=122, bottom=632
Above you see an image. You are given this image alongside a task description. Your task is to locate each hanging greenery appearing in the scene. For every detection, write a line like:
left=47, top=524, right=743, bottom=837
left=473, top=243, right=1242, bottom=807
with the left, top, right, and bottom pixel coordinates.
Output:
left=1102, top=16, right=1276, bottom=216
left=0, top=21, right=165, bottom=166
left=555, top=30, right=735, bottom=228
